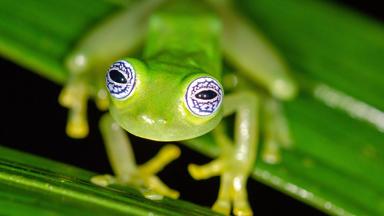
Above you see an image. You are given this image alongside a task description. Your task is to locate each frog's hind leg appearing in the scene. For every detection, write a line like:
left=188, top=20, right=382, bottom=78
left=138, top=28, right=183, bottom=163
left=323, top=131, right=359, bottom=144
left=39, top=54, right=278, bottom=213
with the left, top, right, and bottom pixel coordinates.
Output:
left=211, top=0, right=297, bottom=100
left=92, top=113, right=180, bottom=199
left=261, top=97, right=292, bottom=164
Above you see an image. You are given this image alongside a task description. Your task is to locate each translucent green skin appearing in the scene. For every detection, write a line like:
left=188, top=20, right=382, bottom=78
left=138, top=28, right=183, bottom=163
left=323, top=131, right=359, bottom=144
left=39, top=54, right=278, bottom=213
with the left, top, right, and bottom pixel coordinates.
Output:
left=61, top=0, right=297, bottom=215
left=109, top=59, right=223, bottom=141
left=110, top=7, right=223, bottom=141
left=63, top=0, right=296, bottom=139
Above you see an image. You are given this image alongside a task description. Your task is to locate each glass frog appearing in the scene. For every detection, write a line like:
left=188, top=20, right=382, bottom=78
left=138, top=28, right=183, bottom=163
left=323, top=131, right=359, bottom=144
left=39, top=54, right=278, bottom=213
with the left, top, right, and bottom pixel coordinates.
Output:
left=59, top=0, right=297, bottom=215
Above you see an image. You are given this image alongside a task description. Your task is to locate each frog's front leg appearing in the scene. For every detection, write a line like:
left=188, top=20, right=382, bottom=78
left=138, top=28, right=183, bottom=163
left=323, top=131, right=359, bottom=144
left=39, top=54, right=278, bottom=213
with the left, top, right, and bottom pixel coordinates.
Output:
left=59, top=70, right=108, bottom=138
left=91, top=114, right=180, bottom=199
left=189, top=92, right=258, bottom=216
left=59, top=0, right=166, bottom=138
left=59, top=76, right=89, bottom=138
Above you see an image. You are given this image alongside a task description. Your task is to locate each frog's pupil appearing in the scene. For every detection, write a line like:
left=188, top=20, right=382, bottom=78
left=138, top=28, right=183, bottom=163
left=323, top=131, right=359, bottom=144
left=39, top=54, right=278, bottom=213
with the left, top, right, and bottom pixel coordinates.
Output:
left=109, top=70, right=127, bottom=84
left=195, top=90, right=217, bottom=100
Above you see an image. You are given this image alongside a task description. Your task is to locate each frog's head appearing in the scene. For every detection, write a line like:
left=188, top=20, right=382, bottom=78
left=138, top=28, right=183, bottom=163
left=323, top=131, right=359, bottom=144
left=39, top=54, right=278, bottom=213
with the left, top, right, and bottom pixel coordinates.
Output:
left=105, top=58, right=223, bottom=141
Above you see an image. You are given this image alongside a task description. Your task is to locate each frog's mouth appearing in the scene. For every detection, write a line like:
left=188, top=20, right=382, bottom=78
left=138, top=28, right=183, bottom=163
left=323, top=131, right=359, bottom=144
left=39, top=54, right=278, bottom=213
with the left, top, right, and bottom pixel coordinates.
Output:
left=110, top=106, right=221, bottom=142
left=118, top=115, right=217, bottom=142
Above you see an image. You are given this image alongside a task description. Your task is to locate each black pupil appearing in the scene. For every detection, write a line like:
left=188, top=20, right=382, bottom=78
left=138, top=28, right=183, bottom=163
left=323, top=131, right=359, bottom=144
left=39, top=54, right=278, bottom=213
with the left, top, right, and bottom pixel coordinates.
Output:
left=195, top=90, right=217, bottom=100
left=109, top=70, right=127, bottom=84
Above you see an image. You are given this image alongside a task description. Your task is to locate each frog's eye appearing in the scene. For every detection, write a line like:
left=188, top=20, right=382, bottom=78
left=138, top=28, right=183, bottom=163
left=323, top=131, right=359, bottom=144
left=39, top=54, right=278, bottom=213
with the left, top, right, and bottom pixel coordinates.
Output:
left=106, top=60, right=136, bottom=99
left=185, top=77, right=223, bottom=116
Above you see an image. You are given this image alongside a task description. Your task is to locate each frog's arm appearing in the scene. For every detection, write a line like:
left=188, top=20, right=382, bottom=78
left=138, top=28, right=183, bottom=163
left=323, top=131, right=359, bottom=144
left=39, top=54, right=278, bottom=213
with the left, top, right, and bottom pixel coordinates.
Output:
left=60, top=0, right=166, bottom=138
left=91, top=114, right=180, bottom=199
left=207, top=0, right=298, bottom=100
left=189, top=91, right=258, bottom=215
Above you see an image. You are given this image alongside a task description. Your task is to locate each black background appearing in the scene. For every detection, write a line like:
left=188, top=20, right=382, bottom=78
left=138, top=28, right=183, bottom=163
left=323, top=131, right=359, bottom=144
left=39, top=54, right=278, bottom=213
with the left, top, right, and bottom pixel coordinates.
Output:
left=0, top=1, right=381, bottom=215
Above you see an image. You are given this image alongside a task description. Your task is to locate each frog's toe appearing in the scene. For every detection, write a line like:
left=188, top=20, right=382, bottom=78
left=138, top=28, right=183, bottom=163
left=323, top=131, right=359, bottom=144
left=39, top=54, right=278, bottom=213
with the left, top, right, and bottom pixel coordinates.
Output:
left=59, top=86, right=74, bottom=107
left=233, top=204, right=253, bottom=216
left=141, top=190, right=165, bottom=201
left=66, top=112, right=89, bottom=138
left=188, top=164, right=207, bottom=180
left=144, top=175, right=179, bottom=199
left=90, top=174, right=116, bottom=187
left=261, top=139, right=281, bottom=164
left=162, top=189, right=179, bottom=199
left=188, top=159, right=223, bottom=180
left=212, top=199, right=231, bottom=215
left=139, top=144, right=181, bottom=175
left=233, top=191, right=252, bottom=216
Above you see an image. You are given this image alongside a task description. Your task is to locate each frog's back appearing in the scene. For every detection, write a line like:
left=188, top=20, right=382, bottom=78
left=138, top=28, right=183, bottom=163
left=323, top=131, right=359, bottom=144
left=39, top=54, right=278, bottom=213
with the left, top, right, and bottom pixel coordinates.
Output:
left=144, top=0, right=222, bottom=79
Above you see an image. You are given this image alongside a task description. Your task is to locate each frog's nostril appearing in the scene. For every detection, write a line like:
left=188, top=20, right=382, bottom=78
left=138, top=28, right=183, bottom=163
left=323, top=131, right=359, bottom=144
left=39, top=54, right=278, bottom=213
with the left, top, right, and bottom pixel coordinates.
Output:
left=140, top=114, right=167, bottom=125
left=140, top=114, right=155, bottom=125
left=157, top=118, right=167, bottom=124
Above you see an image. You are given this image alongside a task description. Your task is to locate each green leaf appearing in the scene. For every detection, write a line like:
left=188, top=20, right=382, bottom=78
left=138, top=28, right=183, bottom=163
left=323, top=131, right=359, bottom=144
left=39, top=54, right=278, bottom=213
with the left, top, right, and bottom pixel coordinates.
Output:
left=0, top=145, right=219, bottom=216
left=0, top=0, right=384, bottom=215
left=0, top=0, right=118, bottom=83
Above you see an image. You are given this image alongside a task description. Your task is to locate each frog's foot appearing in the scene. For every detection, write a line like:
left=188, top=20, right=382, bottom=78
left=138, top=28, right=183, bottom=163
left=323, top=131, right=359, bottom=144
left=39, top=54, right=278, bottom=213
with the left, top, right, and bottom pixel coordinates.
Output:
left=189, top=160, right=252, bottom=216
left=261, top=98, right=293, bottom=164
left=91, top=173, right=179, bottom=199
left=59, top=80, right=89, bottom=138
left=136, top=144, right=181, bottom=199
left=92, top=144, right=181, bottom=199
left=91, top=174, right=116, bottom=187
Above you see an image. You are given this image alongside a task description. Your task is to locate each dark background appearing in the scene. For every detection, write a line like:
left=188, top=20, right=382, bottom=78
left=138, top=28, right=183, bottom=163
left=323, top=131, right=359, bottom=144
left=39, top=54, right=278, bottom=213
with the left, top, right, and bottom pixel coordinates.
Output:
left=0, top=1, right=381, bottom=215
